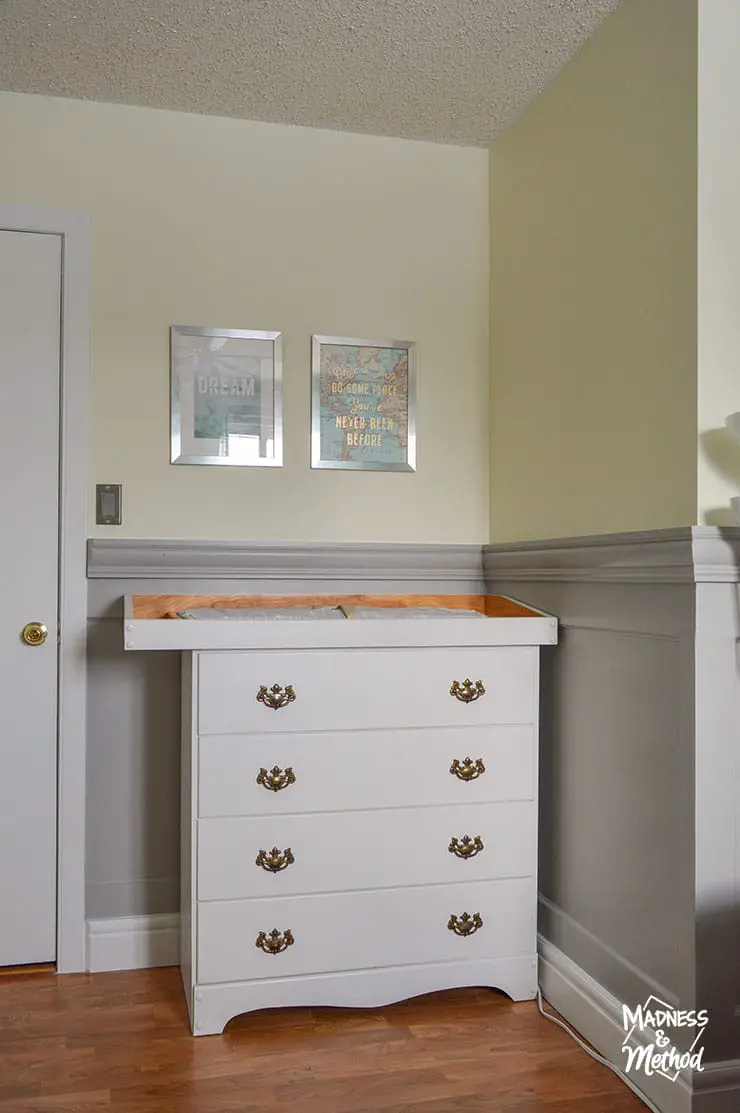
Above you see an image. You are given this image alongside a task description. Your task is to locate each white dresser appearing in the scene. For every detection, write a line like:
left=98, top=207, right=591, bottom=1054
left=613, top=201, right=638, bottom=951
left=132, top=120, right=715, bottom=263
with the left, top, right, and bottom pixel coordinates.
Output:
left=124, top=592, right=556, bottom=1035
left=124, top=595, right=559, bottom=1037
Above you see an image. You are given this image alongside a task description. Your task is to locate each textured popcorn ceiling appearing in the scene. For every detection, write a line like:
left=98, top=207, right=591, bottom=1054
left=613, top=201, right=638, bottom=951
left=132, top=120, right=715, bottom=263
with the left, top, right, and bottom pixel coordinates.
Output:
left=0, top=0, right=623, bottom=145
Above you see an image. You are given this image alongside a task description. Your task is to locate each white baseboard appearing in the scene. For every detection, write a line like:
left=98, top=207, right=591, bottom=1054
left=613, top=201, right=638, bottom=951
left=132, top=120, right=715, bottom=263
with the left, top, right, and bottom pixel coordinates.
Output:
left=538, top=935, right=691, bottom=1113
left=86, top=913, right=180, bottom=973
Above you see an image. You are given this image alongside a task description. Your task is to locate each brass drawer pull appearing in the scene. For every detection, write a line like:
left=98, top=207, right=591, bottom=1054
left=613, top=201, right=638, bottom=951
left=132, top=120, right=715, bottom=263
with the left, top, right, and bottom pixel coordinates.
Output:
left=255, top=928, right=294, bottom=955
left=255, top=846, right=295, bottom=873
left=449, top=757, right=485, bottom=781
left=256, top=765, right=296, bottom=792
left=257, top=684, right=296, bottom=710
left=448, top=835, right=484, bottom=860
left=448, top=912, right=483, bottom=937
left=450, top=679, right=486, bottom=703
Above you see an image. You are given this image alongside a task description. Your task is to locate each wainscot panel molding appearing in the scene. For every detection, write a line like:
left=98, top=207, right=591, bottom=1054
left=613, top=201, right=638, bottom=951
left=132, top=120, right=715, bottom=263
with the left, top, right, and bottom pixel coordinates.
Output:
left=484, top=526, right=740, bottom=584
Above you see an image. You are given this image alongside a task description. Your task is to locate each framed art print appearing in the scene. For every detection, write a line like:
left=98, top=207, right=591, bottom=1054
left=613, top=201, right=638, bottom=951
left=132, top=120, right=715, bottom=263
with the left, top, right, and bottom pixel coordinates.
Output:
left=170, top=325, right=283, bottom=466
left=311, top=335, right=416, bottom=471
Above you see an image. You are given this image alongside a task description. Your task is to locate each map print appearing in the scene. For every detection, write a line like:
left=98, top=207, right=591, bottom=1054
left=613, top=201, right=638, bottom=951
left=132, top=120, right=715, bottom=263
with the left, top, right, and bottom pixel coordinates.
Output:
left=317, top=343, right=409, bottom=466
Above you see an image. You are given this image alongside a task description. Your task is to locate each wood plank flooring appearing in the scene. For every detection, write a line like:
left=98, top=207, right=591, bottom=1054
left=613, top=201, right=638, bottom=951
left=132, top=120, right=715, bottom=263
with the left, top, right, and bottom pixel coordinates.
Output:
left=0, top=968, right=648, bottom=1112
left=0, top=964, right=55, bottom=978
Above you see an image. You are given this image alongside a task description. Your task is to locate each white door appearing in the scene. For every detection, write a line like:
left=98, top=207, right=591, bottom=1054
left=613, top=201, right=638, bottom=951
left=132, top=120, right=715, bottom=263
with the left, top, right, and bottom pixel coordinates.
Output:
left=0, top=230, right=61, bottom=965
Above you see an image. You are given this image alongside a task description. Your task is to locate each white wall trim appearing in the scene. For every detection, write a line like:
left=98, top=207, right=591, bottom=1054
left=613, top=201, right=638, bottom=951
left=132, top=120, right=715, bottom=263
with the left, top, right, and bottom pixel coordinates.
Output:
left=691, top=527, right=740, bottom=583
left=485, top=526, right=740, bottom=584
left=0, top=206, right=90, bottom=973
left=86, top=913, right=180, bottom=972
left=538, top=936, right=692, bottom=1113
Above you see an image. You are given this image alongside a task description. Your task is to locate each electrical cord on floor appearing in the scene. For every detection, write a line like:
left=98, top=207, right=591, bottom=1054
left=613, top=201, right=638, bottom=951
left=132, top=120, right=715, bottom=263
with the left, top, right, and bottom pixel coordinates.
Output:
left=536, top=988, right=662, bottom=1113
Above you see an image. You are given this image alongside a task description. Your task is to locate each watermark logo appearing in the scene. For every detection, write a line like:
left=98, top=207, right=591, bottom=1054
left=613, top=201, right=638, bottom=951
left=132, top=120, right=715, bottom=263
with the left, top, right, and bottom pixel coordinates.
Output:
left=621, top=995, right=708, bottom=1081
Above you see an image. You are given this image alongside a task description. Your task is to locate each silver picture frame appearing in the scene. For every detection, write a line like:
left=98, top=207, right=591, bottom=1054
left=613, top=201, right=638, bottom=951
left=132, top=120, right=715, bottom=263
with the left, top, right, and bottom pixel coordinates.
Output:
left=311, top=334, right=417, bottom=471
left=170, top=325, right=283, bottom=467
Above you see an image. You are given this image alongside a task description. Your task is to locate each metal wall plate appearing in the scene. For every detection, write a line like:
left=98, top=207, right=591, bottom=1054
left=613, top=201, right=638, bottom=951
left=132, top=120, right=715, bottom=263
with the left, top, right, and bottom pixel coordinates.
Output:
left=96, top=484, right=122, bottom=526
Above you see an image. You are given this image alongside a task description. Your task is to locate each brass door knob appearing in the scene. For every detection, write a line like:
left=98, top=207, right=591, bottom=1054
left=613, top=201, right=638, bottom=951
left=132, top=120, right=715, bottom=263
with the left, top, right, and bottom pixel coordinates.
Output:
left=21, top=622, right=48, bottom=646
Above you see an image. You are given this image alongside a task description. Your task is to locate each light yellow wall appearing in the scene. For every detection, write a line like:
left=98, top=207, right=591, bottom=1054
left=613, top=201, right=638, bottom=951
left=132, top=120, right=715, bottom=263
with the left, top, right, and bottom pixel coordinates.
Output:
left=697, top=1, right=740, bottom=525
left=0, top=92, right=489, bottom=542
left=488, top=0, right=697, bottom=543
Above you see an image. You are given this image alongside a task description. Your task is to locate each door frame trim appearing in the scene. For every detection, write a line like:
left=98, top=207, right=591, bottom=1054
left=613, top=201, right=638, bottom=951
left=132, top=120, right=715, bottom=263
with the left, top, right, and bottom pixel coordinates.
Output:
left=0, top=206, right=90, bottom=972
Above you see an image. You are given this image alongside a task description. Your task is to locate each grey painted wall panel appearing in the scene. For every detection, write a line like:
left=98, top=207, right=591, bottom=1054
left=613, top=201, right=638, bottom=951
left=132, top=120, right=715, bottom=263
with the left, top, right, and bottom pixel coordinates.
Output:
left=490, top=578, right=696, bottom=1009
left=693, top=581, right=740, bottom=1063
left=86, top=618, right=181, bottom=918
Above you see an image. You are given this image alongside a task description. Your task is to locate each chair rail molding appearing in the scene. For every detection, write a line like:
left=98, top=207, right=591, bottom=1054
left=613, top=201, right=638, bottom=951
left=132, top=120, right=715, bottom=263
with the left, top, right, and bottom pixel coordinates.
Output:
left=89, top=528, right=740, bottom=588
left=87, top=539, right=485, bottom=583
left=484, top=527, right=740, bottom=585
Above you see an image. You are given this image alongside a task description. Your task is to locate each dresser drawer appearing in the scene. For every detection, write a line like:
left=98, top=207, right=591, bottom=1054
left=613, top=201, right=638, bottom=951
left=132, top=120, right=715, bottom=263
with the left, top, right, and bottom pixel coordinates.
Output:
left=197, top=801, right=535, bottom=900
left=196, top=647, right=536, bottom=736
left=198, top=724, right=535, bottom=817
left=196, top=877, right=535, bottom=984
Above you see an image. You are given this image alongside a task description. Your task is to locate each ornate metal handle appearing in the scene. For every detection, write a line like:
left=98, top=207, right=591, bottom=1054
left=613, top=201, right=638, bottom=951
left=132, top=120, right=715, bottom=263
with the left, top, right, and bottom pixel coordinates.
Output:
left=450, top=679, right=486, bottom=703
left=255, top=846, right=295, bottom=873
left=256, top=765, right=296, bottom=792
left=449, top=757, right=485, bottom=782
left=255, top=928, right=294, bottom=955
left=448, top=912, right=483, bottom=937
left=448, top=835, right=485, bottom=860
left=257, top=684, right=296, bottom=710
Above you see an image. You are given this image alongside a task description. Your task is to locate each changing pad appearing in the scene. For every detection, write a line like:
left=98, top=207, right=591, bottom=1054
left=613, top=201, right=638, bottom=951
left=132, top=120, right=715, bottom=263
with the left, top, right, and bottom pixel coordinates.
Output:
left=342, top=606, right=486, bottom=620
left=176, top=606, right=346, bottom=621
left=176, top=605, right=487, bottom=621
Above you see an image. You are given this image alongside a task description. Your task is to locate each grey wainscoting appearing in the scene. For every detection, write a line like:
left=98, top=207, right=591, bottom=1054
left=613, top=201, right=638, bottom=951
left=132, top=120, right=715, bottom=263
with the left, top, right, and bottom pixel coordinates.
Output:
left=85, top=540, right=486, bottom=918
left=489, top=576, right=696, bottom=1009
left=486, top=526, right=740, bottom=1084
left=84, top=527, right=740, bottom=1101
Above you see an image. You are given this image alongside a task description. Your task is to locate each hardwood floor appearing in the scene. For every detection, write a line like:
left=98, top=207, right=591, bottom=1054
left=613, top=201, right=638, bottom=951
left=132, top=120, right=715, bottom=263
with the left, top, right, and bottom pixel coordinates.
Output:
left=0, top=968, right=648, bottom=1112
